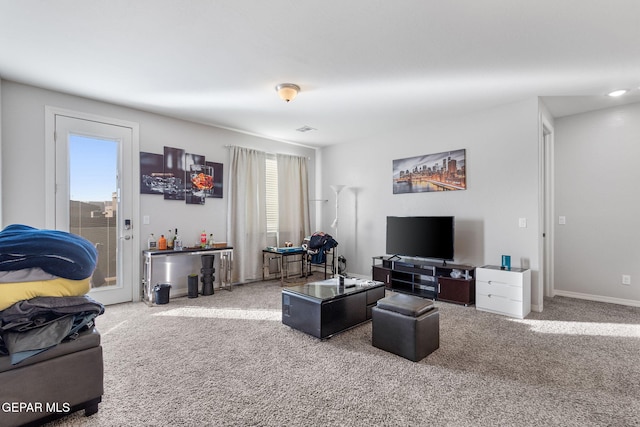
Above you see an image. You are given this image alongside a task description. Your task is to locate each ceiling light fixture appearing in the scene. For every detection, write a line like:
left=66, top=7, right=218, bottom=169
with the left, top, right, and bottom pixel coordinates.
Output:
left=276, top=83, right=300, bottom=102
left=607, top=89, right=628, bottom=97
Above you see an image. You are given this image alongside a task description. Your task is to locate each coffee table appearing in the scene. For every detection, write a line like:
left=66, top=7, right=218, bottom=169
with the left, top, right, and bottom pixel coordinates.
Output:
left=282, top=278, right=385, bottom=339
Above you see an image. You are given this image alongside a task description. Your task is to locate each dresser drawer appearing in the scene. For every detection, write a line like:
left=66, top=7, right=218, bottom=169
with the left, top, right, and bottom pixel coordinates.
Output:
left=476, top=280, right=523, bottom=301
left=366, top=285, right=386, bottom=305
left=476, top=268, right=524, bottom=287
left=476, top=293, right=524, bottom=318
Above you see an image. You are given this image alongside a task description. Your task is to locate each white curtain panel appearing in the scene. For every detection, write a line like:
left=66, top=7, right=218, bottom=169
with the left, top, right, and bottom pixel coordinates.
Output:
left=227, top=146, right=267, bottom=283
left=276, top=153, right=311, bottom=246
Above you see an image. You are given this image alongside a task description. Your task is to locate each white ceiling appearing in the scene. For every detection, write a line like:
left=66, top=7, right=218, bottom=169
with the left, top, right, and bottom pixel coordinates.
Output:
left=1, top=1, right=640, bottom=148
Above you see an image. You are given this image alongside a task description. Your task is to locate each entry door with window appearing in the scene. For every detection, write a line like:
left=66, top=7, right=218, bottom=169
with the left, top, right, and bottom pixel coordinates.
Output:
left=54, top=113, right=138, bottom=305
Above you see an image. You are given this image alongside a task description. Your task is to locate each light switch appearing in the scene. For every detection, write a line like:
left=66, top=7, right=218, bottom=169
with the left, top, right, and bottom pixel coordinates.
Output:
left=559, top=216, right=566, bottom=225
left=143, top=215, right=150, bottom=225
left=518, top=218, right=527, bottom=228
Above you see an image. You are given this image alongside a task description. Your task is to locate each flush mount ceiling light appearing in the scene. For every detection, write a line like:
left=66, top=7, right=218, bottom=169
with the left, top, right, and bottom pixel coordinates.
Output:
left=275, top=83, right=300, bottom=102
left=607, top=89, right=628, bottom=97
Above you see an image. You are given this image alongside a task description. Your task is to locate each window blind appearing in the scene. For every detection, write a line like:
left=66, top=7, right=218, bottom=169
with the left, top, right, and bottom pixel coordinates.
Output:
left=265, top=155, right=279, bottom=234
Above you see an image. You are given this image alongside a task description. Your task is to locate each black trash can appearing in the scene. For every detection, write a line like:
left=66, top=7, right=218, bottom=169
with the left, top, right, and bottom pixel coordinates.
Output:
left=153, top=283, right=171, bottom=304
left=188, top=274, right=199, bottom=298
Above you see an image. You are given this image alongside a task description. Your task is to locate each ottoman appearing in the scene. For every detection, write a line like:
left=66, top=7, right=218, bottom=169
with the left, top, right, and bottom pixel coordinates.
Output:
left=372, top=293, right=439, bottom=362
left=0, top=327, right=103, bottom=426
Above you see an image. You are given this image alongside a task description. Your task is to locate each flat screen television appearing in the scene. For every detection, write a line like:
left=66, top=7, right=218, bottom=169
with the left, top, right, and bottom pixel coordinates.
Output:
left=386, top=216, right=454, bottom=262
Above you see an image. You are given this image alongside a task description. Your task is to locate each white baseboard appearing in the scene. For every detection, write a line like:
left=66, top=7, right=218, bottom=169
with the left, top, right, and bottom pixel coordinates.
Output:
left=553, top=289, right=640, bottom=308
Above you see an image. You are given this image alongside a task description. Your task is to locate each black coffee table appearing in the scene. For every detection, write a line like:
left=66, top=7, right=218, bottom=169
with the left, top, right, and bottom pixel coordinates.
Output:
left=282, top=278, right=385, bottom=339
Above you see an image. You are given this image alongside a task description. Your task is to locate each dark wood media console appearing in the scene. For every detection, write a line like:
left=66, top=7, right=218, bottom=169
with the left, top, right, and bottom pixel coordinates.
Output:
left=372, top=256, right=475, bottom=306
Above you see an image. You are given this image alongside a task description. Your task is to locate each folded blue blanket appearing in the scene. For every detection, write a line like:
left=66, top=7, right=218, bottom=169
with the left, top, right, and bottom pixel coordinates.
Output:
left=0, top=224, right=97, bottom=280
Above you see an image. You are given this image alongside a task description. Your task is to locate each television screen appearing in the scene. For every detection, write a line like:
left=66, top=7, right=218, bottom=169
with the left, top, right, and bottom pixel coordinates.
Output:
left=386, top=216, right=454, bottom=261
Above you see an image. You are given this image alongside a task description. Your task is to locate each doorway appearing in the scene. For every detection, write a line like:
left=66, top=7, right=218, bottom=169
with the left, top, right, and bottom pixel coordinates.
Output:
left=540, top=116, right=555, bottom=306
left=46, top=108, right=140, bottom=305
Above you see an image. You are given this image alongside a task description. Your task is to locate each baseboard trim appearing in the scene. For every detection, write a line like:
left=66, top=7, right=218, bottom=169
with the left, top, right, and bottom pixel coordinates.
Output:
left=553, top=290, right=640, bottom=308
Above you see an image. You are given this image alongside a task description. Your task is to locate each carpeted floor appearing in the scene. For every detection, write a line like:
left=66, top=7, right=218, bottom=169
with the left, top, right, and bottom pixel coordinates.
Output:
left=46, top=277, right=640, bottom=427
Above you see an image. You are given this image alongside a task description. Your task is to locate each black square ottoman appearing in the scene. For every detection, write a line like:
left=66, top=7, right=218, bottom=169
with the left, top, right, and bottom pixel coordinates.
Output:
left=0, top=327, right=103, bottom=426
left=372, top=293, right=439, bottom=362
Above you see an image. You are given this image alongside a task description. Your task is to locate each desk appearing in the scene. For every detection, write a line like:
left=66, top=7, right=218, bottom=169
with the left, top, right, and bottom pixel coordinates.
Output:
left=142, top=247, right=233, bottom=304
left=262, top=247, right=305, bottom=286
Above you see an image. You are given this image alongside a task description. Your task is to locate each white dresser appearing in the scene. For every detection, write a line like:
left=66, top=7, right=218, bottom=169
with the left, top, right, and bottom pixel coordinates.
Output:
left=475, top=265, right=531, bottom=318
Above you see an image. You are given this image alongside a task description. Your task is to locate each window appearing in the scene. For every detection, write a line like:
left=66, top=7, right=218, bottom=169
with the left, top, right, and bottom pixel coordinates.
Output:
left=228, top=146, right=309, bottom=281
left=265, top=154, right=279, bottom=234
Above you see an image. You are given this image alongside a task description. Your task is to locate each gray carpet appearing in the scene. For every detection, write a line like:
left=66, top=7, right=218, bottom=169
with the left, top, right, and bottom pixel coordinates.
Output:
left=47, top=277, right=640, bottom=427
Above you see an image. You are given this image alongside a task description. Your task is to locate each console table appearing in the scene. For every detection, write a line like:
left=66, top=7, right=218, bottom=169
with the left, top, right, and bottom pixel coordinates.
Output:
left=142, top=246, right=233, bottom=304
left=282, top=278, right=385, bottom=339
left=372, top=256, right=475, bottom=306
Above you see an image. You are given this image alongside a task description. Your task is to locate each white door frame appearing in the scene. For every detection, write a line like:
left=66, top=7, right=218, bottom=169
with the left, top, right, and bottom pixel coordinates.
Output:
left=45, top=106, right=140, bottom=303
left=538, top=113, right=555, bottom=309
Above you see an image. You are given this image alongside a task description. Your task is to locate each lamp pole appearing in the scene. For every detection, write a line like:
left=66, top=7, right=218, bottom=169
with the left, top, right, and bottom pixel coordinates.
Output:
left=330, top=184, right=345, bottom=276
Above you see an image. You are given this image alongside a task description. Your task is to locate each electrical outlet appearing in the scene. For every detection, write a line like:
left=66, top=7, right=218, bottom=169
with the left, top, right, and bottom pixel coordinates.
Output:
left=622, top=275, right=631, bottom=285
left=519, top=218, right=527, bottom=228
left=559, top=216, right=566, bottom=225
left=143, top=215, right=150, bottom=225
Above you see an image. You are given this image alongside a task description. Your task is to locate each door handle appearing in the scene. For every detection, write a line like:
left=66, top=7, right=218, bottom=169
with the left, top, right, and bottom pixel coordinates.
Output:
left=120, top=235, right=132, bottom=240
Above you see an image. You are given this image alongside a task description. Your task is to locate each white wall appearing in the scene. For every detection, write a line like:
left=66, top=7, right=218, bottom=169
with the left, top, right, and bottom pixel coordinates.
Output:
left=319, top=98, right=542, bottom=307
left=0, top=79, right=3, bottom=227
left=0, top=80, right=317, bottom=289
left=6, top=78, right=636, bottom=308
left=554, top=102, right=640, bottom=306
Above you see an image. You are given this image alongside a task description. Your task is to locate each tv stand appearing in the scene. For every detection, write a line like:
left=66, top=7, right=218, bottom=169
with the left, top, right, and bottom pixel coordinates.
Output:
left=372, top=256, right=475, bottom=306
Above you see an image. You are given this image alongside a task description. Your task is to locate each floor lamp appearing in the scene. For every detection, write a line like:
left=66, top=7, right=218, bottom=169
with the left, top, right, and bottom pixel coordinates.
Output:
left=330, top=184, right=345, bottom=276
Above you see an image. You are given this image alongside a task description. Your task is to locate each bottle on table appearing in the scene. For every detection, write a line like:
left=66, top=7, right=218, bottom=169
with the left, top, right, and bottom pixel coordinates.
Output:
left=174, top=229, right=182, bottom=251
left=167, top=229, right=174, bottom=250
left=147, top=233, right=157, bottom=250
left=158, top=234, right=167, bottom=250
